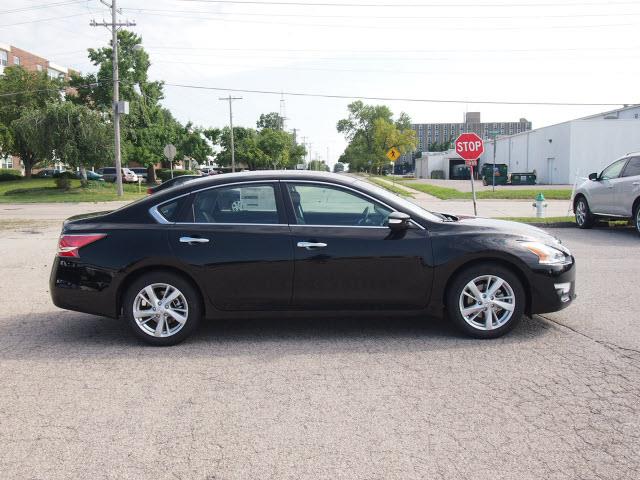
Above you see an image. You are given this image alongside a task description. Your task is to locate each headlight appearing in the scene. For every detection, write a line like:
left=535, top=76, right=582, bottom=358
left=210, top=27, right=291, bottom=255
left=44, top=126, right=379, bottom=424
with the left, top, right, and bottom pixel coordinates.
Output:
left=521, top=241, right=572, bottom=265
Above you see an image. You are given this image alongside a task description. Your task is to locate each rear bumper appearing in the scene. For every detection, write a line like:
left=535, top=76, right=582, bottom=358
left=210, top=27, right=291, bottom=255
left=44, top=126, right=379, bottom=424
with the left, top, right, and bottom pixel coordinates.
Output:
left=50, top=257, right=120, bottom=318
left=528, top=259, right=576, bottom=314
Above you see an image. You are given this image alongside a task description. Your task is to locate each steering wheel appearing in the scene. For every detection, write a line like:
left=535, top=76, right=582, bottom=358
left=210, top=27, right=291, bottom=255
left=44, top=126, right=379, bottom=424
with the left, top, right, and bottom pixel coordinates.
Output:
left=357, top=206, right=371, bottom=226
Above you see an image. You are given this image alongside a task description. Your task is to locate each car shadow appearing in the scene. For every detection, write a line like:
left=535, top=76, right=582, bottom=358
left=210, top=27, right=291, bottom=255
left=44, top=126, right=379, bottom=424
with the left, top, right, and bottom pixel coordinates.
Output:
left=0, top=310, right=554, bottom=360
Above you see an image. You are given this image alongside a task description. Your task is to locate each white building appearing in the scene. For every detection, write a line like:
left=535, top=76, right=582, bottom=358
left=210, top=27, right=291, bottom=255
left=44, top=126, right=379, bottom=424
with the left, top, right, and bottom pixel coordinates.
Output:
left=478, top=105, right=640, bottom=185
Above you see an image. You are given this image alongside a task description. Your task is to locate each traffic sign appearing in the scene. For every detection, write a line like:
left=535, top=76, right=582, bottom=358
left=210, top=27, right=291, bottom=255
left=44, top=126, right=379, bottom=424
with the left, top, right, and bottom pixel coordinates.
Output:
left=455, top=133, right=484, bottom=161
left=386, top=147, right=401, bottom=162
left=465, top=158, right=478, bottom=167
left=163, top=144, right=177, bottom=160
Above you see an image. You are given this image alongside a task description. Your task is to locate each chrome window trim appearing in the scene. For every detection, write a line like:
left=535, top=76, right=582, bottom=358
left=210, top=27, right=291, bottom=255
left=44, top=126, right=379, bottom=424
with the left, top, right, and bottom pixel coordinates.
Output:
left=148, top=178, right=425, bottom=230
left=283, top=180, right=425, bottom=230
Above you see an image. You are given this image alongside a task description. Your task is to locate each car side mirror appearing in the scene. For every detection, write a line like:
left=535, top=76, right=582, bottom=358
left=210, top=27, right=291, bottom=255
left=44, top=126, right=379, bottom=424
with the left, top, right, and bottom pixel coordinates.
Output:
left=588, top=172, right=598, bottom=181
left=388, top=211, right=411, bottom=230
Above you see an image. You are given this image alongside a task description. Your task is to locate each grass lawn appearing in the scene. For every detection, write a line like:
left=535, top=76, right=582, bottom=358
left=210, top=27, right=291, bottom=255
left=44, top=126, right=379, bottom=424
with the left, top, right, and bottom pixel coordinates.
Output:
left=402, top=182, right=572, bottom=200
left=367, top=177, right=415, bottom=198
left=0, top=178, right=146, bottom=203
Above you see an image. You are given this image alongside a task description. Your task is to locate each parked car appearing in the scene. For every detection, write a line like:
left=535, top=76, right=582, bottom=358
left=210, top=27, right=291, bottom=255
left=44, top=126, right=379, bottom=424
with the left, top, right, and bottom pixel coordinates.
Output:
left=76, top=171, right=104, bottom=182
left=130, top=167, right=149, bottom=181
left=50, top=171, right=576, bottom=346
left=98, top=167, right=139, bottom=183
left=573, top=153, right=640, bottom=235
left=36, top=169, right=64, bottom=178
left=147, top=175, right=200, bottom=194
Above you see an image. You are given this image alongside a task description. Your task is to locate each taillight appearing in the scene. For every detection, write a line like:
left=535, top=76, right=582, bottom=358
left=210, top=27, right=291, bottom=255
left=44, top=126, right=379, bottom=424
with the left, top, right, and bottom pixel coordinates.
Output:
left=147, top=187, right=154, bottom=195
left=57, top=234, right=107, bottom=258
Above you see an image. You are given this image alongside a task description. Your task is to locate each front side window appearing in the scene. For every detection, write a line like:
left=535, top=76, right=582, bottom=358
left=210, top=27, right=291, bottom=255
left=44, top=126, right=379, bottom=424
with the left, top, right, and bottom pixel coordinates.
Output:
left=600, top=158, right=627, bottom=180
left=287, top=183, right=391, bottom=227
left=622, top=157, right=640, bottom=178
left=193, top=183, right=278, bottom=224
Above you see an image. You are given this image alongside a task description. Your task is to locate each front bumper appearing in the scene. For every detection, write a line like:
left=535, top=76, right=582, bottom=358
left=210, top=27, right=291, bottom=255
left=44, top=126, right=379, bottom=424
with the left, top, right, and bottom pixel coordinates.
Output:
left=528, top=259, right=576, bottom=314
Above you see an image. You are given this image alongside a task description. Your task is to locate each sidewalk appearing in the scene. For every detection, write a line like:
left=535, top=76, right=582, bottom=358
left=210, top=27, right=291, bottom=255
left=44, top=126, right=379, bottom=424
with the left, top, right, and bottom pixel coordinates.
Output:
left=367, top=177, right=573, bottom=218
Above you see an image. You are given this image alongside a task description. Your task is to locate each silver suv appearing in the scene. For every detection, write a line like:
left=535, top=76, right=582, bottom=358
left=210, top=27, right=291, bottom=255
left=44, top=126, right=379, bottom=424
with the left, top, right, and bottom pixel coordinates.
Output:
left=573, top=153, right=640, bottom=235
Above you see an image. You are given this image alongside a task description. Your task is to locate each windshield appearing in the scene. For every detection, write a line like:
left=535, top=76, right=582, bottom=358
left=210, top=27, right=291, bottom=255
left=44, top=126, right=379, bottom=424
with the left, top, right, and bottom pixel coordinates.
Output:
left=353, top=179, right=442, bottom=223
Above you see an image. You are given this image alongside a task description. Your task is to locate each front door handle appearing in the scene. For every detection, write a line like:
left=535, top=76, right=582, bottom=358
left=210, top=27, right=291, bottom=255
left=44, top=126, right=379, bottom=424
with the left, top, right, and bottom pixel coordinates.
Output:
left=179, top=236, right=209, bottom=244
left=633, top=182, right=640, bottom=186
left=297, top=241, right=327, bottom=250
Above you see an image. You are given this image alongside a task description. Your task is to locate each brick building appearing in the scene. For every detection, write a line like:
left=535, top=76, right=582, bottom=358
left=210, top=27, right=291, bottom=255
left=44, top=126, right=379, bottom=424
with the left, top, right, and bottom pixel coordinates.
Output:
left=0, top=42, right=75, bottom=172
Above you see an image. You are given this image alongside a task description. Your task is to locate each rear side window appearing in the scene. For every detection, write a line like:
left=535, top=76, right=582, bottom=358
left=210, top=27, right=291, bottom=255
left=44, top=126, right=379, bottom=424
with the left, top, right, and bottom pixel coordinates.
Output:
left=622, top=157, right=640, bottom=177
left=192, top=183, right=279, bottom=224
left=157, top=199, right=182, bottom=222
left=102, top=168, right=115, bottom=174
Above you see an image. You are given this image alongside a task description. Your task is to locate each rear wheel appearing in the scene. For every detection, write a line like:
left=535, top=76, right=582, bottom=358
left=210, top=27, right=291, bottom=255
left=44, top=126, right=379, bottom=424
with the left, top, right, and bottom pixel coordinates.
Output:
left=634, top=202, right=640, bottom=236
left=446, top=264, right=525, bottom=339
left=574, top=197, right=594, bottom=229
left=123, top=272, right=202, bottom=346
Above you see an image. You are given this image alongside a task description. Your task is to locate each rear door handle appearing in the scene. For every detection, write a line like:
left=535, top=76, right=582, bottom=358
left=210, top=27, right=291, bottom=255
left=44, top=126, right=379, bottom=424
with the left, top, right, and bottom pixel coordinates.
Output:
left=297, top=241, right=327, bottom=250
left=179, top=236, right=209, bottom=244
left=633, top=182, right=640, bottom=186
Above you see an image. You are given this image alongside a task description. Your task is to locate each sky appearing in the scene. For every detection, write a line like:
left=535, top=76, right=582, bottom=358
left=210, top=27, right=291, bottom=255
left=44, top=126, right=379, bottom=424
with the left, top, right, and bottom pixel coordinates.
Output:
left=2, top=0, right=639, bottom=167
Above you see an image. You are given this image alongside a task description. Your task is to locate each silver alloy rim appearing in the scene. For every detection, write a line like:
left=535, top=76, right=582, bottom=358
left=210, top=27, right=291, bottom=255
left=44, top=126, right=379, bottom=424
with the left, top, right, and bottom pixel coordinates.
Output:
left=133, top=283, right=189, bottom=337
left=459, top=275, right=516, bottom=331
left=575, top=200, right=586, bottom=226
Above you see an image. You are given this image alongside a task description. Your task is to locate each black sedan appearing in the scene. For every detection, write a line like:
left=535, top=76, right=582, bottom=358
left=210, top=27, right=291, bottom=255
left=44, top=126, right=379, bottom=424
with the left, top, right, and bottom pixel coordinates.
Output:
left=50, top=171, right=576, bottom=346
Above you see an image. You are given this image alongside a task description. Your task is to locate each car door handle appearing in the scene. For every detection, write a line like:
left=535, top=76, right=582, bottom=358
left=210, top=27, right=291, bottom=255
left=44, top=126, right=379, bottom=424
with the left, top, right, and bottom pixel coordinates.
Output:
left=297, top=241, right=327, bottom=250
left=179, top=236, right=209, bottom=244
left=633, top=182, right=640, bottom=186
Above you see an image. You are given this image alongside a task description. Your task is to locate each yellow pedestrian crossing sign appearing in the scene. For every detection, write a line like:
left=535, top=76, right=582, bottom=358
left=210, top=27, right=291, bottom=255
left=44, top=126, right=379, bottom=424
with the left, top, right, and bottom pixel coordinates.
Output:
left=386, top=147, right=401, bottom=162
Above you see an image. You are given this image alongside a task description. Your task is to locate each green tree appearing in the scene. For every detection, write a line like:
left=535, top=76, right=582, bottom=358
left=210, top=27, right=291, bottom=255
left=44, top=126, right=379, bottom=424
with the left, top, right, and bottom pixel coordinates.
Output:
left=333, top=162, right=345, bottom=173
left=0, top=66, right=64, bottom=177
left=337, top=101, right=416, bottom=174
left=308, top=159, right=330, bottom=172
left=256, top=112, right=285, bottom=131
left=217, top=127, right=266, bottom=170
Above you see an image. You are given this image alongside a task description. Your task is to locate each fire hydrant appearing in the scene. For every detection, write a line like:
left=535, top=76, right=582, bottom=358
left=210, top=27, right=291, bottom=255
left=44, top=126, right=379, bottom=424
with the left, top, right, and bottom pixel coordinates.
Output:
left=533, top=192, right=548, bottom=218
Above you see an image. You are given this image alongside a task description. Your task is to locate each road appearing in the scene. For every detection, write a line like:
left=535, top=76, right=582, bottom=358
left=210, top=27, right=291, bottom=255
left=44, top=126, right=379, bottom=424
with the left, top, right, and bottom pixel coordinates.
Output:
left=0, top=214, right=638, bottom=480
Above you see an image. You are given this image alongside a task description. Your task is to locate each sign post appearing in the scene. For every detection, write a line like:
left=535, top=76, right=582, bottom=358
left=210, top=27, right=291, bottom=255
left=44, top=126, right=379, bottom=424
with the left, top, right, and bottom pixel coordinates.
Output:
left=163, top=144, right=177, bottom=179
left=386, top=147, right=401, bottom=185
left=455, top=133, right=484, bottom=216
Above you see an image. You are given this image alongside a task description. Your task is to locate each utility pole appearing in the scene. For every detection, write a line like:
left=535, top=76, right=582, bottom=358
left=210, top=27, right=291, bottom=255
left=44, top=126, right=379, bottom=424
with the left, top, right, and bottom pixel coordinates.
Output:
left=219, top=95, right=242, bottom=172
left=90, top=0, right=135, bottom=197
left=489, top=130, right=499, bottom=192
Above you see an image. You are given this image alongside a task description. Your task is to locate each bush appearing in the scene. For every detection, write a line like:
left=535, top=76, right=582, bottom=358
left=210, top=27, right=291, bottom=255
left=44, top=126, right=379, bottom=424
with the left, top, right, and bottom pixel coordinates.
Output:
left=55, top=176, right=71, bottom=190
left=431, top=170, right=445, bottom=179
left=157, top=169, right=196, bottom=182
left=55, top=171, right=76, bottom=179
left=0, top=168, right=22, bottom=181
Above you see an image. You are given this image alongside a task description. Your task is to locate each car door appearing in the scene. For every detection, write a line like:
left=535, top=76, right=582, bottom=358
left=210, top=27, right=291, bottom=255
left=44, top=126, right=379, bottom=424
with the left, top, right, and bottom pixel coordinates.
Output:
left=166, top=181, right=294, bottom=310
left=589, top=158, right=628, bottom=215
left=618, top=156, right=640, bottom=216
left=283, top=181, right=433, bottom=310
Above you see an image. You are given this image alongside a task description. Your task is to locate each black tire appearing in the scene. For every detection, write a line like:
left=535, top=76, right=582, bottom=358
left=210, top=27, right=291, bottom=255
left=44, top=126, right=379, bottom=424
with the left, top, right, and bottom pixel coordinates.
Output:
left=123, top=271, right=202, bottom=346
left=633, top=202, right=640, bottom=237
left=574, top=196, right=594, bottom=229
left=446, top=263, right=526, bottom=339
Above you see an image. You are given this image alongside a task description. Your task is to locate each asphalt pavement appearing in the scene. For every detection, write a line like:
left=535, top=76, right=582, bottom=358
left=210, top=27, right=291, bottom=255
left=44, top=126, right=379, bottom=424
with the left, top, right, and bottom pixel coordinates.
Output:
left=0, top=215, right=638, bottom=480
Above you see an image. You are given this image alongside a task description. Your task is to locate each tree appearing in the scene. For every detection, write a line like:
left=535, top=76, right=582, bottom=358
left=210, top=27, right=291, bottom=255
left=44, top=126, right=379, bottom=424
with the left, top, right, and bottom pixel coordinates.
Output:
left=0, top=66, right=64, bottom=177
left=308, top=159, right=330, bottom=172
left=256, top=112, right=284, bottom=131
left=12, top=103, right=113, bottom=181
left=336, top=101, right=416, bottom=174
left=333, top=162, right=345, bottom=173
left=216, top=127, right=267, bottom=170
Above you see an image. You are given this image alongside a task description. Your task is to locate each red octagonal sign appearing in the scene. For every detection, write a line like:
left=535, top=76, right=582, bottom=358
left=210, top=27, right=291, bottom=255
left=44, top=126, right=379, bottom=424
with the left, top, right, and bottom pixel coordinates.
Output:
left=455, top=133, right=484, bottom=164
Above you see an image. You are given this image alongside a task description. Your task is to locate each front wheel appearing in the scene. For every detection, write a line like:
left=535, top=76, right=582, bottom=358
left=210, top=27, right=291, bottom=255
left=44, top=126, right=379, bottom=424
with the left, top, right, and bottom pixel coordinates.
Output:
left=446, top=264, right=525, bottom=339
left=123, top=272, right=202, bottom=346
left=574, top=197, right=594, bottom=229
left=634, top=203, right=640, bottom=237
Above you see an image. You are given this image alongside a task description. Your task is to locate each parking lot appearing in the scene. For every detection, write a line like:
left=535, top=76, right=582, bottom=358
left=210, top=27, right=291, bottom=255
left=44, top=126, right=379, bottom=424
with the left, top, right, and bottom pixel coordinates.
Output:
left=0, top=209, right=638, bottom=480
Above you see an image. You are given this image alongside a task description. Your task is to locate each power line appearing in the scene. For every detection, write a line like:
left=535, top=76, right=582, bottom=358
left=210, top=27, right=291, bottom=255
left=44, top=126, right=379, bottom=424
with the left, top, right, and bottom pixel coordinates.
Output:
left=163, top=82, right=631, bottom=106
left=125, top=6, right=640, bottom=20
left=0, top=11, right=88, bottom=27
left=0, top=1, right=86, bottom=15
left=178, top=0, right=640, bottom=8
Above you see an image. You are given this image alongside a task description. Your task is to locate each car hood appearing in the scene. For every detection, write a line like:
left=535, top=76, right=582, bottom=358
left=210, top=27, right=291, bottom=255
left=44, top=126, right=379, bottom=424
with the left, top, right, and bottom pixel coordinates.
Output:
left=447, top=215, right=562, bottom=244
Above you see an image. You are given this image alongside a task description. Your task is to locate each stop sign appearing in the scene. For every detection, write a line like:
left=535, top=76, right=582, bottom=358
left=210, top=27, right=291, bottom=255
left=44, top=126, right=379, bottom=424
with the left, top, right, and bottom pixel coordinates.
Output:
left=455, top=133, right=484, bottom=162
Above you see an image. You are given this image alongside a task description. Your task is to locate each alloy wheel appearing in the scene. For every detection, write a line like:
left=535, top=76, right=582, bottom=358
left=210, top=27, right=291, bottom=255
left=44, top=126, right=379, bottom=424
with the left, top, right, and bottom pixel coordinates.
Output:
left=458, top=275, right=516, bottom=331
left=575, top=200, right=586, bottom=226
left=133, top=283, right=189, bottom=337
